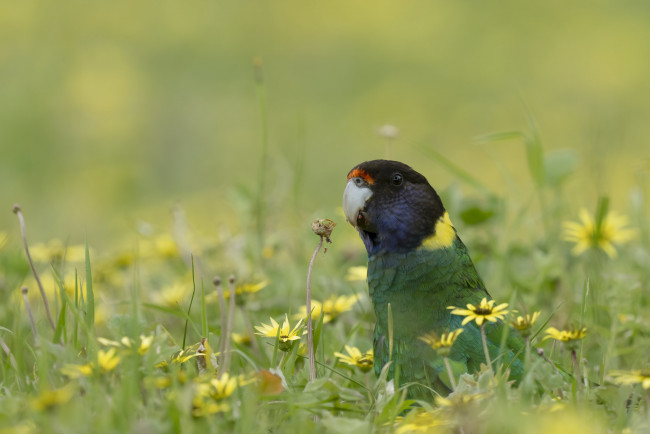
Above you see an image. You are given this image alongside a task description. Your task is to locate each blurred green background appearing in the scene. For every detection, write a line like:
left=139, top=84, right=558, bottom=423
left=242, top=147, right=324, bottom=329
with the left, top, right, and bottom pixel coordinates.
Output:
left=2, top=0, right=650, bottom=245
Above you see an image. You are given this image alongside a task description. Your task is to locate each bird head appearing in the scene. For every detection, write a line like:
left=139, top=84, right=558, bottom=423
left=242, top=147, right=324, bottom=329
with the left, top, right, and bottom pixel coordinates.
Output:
left=343, top=160, right=453, bottom=256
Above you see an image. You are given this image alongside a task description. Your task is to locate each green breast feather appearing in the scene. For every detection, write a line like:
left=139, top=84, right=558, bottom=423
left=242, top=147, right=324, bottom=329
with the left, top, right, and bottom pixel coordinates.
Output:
left=367, top=235, right=525, bottom=399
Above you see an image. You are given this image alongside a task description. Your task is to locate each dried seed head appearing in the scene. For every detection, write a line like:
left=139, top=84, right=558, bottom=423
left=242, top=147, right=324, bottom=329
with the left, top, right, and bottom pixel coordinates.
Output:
left=378, top=124, right=399, bottom=139
left=312, top=219, right=336, bottom=243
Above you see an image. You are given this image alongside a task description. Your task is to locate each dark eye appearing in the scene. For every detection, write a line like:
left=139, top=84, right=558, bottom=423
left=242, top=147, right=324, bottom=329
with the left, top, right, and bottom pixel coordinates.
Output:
left=391, top=173, right=403, bottom=186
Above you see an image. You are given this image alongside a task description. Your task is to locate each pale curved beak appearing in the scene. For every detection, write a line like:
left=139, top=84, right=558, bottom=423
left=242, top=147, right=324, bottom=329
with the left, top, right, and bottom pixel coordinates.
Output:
left=343, top=178, right=373, bottom=227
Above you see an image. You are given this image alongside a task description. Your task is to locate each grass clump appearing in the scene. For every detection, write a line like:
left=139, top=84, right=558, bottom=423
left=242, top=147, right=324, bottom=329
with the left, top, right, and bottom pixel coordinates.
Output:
left=1, top=141, right=650, bottom=434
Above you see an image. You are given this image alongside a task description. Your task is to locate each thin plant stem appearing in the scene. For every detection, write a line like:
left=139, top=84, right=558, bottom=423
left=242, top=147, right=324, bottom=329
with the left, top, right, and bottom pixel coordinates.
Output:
left=305, top=236, right=323, bottom=382
left=536, top=347, right=559, bottom=375
left=0, top=333, right=18, bottom=372
left=388, top=303, right=393, bottom=363
left=13, top=205, right=56, bottom=331
left=181, top=268, right=198, bottom=351
left=444, top=357, right=456, bottom=390
left=278, top=352, right=288, bottom=370
left=571, top=348, right=582, bottom=390
left=480, top=324, right=493, bottom=377
left=213, top=277, right=227, bottom=375
left=222, top=275, right=237, bottom=376
left=21, top=287, right=38, bottom=345
left=239, top=306, right=261, bottom=355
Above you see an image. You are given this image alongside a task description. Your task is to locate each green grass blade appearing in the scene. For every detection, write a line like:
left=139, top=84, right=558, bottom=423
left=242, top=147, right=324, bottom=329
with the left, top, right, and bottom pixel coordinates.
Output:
left=200, top=280, right=208, bottom=340
left=84, top=239, right=95, bottom=333
left=73, top=270, right=79, bottom=348
left=182, top=256, right=197, bottom=350
left=53, top=281, right=67, bottom=344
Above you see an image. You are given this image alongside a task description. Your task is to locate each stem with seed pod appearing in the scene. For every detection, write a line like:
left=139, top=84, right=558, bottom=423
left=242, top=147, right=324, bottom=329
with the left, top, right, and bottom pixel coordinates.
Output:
left=305, top=236, right=322, bottom=382
left=13, top=205, right=56, bottom=331
left=306, top=219, right=336, bottom=382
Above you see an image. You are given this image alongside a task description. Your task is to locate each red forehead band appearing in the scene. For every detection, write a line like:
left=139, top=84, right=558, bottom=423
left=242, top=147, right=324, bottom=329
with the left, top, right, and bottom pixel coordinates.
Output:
left=347, top=168, right=375, bottom=185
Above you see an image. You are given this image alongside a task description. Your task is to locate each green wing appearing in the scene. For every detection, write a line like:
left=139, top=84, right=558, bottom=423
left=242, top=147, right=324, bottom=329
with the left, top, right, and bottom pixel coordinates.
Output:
left=367, top=235, right=525, bottom=399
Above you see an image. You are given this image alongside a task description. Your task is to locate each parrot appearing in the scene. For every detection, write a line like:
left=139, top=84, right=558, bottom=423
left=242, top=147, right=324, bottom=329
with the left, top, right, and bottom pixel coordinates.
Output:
left=342, top=159, right=526, bottom=400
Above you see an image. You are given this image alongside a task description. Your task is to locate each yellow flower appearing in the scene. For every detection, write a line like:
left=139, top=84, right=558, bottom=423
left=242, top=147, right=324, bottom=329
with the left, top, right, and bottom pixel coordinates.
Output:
left=510, top=311, right=541, bottom=337
left=23, top=269, right=79, bottom=302
left=609, top=369, right=650, bottom=389
left=61, top=363, right=94, bottom=379
left=255, top=314, right=303, bottom=351
left=171, top=345, right=205, bottom=364
left=192, top=373, right=254, bottom=416
left=543, top=326, right=587, bottom=343
left=193, top=375, right=237, bottom=415
left=97, top=337, right=121, bottom=347
left=323, top=294, right=360, bottom=320
left=435, top=391, right=487, bottom=408
left=334, top=345, right=374, bottom=373
left=205, top=280, right=269, bottom=304
left=136, top=234, right=180, bottom=260
left=296, top=300, right=325, bottom=322
left=97, top=348, right=121, bottom=372
left=147, top=370, right=189, bottom=389
left=30, top=385, right=75, bottom=411
left=203, top=373, right=239, bottom=400
left=344, top=266, right=367, bottom=282
left=155, top=282, right=191, bottom=307
left=28, top=239, right=87, bottom=263
left=562, top=208, right=636, bottom=258
left=113, top=251, right=135, bottom=268
left=231, top=332, right=251, bottom=346
left=395, top=409, right=447, bottom=434
left=153, top=234, right=178, bottom=258
left=448, top=298, right=509, bottom=326
left=155, top=346, right=203, bottom=368
left=419, top=329, right=464, bottom=357
left=137, top=335, right=154, bottom=355
left=225, top=280, right=269, bottom=299
left=97, top=334, right=154, bottom=355
left=192, top=400, right=231, bottom=416
left=0, top=231, right=7, bottom=250
left=295, top=294, right=360, bottom=323
left=60, top=349, right=121, bottom=378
